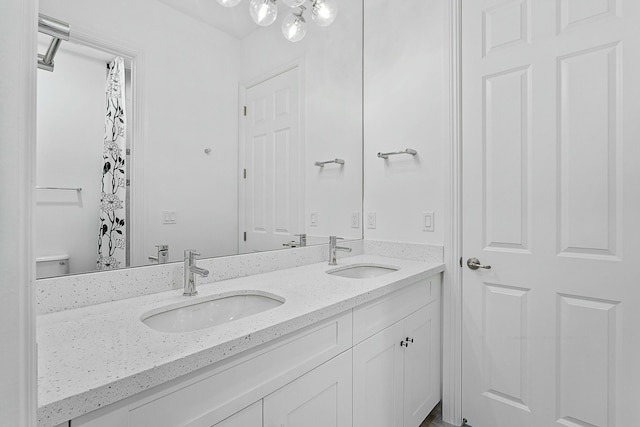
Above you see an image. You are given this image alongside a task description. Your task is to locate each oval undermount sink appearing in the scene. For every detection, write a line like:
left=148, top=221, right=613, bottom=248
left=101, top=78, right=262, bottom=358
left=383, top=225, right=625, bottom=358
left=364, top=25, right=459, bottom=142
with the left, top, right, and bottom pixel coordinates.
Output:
left=142, top=292, right=284, bottom=333
left=326, top=264, right=399, bottom=279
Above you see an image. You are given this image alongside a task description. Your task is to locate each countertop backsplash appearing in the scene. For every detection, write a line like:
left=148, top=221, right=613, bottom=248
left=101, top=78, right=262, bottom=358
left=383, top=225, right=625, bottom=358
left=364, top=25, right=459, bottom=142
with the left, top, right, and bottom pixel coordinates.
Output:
left=36, top=240, right=444, bottom=314
left=363, top=240, right=443, bottom=262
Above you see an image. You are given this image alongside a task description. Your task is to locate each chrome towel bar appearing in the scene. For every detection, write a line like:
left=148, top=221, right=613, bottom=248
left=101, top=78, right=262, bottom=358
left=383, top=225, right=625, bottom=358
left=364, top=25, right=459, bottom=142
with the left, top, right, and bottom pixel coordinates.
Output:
left=315, top=158, right=345, bottom=167
left=377, top=148, right=418, bottom=159
left=36, top=186, right=82, bottom=191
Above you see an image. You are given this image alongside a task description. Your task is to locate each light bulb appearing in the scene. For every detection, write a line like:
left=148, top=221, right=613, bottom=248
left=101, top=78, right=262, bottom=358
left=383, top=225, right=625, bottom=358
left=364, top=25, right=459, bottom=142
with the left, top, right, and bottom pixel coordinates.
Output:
left=249, top=0, right=278, bottom=26
left=311, top=0, right=337, bottom=27
left=282, top=12, right=307, bottom=42
left=282, top=0, right=305, bottom=7
left=217, top=0, right=241, bottom=7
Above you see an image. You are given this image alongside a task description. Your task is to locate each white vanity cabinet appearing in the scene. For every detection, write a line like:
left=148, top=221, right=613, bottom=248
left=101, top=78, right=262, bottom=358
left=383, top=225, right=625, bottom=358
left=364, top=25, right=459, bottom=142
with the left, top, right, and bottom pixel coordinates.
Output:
left=263, top=350, right=352, bottom=427
left=71, top=312, right=352, bottom=427
left=353, top=318, right=405, bottom=427
left=403, top=303, right=441, bottom=426
left=213, top=401, right=262, bottom=427
left=353, top=276, right=441, bottom=427
left=67, top=274, right=441, bottom=427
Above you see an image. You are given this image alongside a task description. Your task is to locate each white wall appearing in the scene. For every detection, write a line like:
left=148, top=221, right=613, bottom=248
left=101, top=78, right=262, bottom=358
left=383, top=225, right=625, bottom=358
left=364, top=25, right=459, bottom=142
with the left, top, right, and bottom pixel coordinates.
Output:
left=364, top=0, right=446, bottom=245
left=39, top=0, right=242, bottom=265
left=0, top=0, right=37, bottom=423
left=36, top=46, right=107, bottom=274
left=240, top=1, right=363, bottom=241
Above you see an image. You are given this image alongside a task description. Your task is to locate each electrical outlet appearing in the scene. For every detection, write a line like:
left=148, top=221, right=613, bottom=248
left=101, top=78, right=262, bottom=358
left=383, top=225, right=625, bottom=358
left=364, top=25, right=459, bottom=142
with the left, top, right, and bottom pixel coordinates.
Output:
left=367, top=212, right=377, bottom=229
left=310, top=212, right=318, bottom=227
left=422, top=212, right=434, bottom=232
left=162, top=210, right=177, bottom=225
left=351, top=212, right=360, bottom=228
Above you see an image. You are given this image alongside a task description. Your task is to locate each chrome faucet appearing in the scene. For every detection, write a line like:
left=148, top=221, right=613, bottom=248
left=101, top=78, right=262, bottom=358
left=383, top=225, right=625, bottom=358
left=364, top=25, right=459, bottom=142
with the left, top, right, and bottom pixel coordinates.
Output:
left=329, top=236, right=352, bottom=266
left=183, top=250, right=209, bottom=296
left=283, top=233, right=307, bottom=248
left=296, top=233, right=307, bottom=247
left=149, top=244, right=169, bottom=264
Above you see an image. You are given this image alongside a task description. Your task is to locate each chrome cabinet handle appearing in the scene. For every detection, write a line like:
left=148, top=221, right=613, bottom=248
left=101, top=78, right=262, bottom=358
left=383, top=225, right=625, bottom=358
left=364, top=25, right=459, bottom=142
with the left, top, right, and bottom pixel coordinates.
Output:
left=467, top=257, right=491, bottom=270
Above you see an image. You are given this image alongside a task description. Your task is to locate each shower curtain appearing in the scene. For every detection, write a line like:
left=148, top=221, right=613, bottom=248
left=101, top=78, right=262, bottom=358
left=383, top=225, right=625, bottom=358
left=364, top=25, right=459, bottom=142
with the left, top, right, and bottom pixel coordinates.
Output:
left=97, top=57, right=127, bottom=270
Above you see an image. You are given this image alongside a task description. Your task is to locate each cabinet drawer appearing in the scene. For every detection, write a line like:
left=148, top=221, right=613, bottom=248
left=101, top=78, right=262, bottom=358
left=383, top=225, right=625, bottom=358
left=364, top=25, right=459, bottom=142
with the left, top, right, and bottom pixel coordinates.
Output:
left=131, top=312, right=351, bottom=427
left=353, top=274, right=441, bottom=345
left=73, top=312, right=352, bottom=427
left=212, top=401, right=261, bottom=427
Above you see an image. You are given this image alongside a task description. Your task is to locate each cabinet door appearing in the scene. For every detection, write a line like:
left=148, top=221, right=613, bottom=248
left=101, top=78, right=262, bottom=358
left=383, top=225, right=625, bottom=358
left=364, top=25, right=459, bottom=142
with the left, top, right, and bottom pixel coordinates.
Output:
left=263, top=350, right=352, bottom=427
left=353, top=320, right=404, bottom=427
left=213, top=401, right=262, bottom=427
left=403, top=302, right=441, bottom=427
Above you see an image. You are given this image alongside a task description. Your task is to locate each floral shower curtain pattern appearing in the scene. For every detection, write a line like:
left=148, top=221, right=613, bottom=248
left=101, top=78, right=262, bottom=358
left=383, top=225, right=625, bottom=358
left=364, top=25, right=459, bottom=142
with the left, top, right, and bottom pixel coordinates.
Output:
left=97, top=57, right=127, bottom=270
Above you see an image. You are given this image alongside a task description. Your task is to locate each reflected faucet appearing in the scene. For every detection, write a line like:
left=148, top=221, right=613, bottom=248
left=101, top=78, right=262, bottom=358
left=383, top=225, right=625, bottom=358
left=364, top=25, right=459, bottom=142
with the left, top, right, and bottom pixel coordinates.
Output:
left=329, top=236, right=352, bottom=266
left=283, top=233, right=307, bottom=248
left=183, top=250, right=209, bottom=296
left=149, top=244, right=169, bottom=264
left=296, top=233, right=307, bottom=247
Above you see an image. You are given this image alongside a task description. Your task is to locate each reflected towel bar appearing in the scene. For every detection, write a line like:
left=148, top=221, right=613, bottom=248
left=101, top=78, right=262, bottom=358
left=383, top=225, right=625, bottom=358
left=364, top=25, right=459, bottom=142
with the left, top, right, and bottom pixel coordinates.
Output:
left=377, top=148, right=418, bottom=159
left=315, top=158, right=345, bottom=167
left=36, top=186, right=82, bottom=191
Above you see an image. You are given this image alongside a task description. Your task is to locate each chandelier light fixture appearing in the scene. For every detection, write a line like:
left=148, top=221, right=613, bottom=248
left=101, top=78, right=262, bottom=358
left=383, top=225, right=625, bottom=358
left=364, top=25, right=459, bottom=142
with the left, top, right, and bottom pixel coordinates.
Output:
left=217, top=0, right=338, bottom=42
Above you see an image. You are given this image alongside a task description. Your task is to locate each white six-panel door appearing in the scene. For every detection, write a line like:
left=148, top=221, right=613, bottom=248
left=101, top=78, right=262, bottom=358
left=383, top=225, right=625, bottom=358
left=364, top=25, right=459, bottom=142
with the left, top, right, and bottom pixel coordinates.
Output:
left=241, top=67, right=302, bottom=253
left=462, top=0, right=640, bottom=426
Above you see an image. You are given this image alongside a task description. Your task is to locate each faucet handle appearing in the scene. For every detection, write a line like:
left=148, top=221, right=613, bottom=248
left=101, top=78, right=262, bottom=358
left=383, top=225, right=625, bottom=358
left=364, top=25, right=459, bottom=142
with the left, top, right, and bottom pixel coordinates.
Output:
left=184, top=249, right=201, bottom=260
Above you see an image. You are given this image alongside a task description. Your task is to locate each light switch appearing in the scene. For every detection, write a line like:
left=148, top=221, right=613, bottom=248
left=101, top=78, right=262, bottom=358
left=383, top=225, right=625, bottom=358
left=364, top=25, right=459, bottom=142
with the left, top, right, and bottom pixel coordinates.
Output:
left=310, top=212, right=318, bottom=227
left=423, top=212, right=434, bottom=232
left=162, top=210, right=177, bottom=225
left=367, top=212, right=377, bottom=229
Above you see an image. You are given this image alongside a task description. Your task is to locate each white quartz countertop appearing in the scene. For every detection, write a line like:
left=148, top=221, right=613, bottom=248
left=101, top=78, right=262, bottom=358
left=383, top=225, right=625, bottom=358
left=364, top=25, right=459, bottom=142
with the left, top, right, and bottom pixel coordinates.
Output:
left=37, top=255, right=444, bottom=426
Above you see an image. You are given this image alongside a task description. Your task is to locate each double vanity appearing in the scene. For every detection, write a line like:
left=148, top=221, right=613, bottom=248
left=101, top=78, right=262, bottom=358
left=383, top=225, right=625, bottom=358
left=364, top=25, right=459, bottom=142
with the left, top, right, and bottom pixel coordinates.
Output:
left=37, top=242, right=444, bottom=427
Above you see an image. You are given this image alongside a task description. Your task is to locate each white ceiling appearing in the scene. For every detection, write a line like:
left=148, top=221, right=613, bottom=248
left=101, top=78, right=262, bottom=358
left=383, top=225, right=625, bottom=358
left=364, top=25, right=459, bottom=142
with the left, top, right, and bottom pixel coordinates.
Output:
left=157, top=0, right=259, bottom=40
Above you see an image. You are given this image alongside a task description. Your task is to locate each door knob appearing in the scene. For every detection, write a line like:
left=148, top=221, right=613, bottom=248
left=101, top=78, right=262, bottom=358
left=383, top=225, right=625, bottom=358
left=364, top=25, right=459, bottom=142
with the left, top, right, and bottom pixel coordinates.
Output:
left=467, top=257, right=491, bottom=270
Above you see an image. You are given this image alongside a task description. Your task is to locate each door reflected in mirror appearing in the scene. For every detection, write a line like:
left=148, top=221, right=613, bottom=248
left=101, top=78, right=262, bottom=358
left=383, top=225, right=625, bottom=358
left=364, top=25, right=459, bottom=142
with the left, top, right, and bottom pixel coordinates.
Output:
left=35, top=0, right=363, bottom=278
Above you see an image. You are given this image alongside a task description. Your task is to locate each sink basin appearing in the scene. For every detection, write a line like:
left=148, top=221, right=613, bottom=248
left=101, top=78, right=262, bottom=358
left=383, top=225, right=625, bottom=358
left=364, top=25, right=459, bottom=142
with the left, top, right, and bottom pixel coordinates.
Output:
left=142, top=292, right=284, bottom=333
left=327, top=264, right=399, bottom=279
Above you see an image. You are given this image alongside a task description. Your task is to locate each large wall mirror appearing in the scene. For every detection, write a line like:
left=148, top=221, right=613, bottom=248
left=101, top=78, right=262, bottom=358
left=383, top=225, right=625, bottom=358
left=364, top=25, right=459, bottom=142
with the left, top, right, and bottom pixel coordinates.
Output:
left=36, top=0, right=363, bottom=278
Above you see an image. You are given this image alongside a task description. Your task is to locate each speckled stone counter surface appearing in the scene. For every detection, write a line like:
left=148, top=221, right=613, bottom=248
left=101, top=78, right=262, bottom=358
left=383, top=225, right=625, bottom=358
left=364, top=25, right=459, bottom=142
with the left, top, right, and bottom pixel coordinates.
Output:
left=37, top=253, right=444, bottom=426
left=36, top=240, right=364, bottom=315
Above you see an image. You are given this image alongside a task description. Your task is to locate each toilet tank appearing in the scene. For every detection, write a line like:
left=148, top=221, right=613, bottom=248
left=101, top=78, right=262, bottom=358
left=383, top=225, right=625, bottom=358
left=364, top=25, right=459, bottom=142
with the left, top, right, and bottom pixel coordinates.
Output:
left=36, top=254, right=70, bottom=279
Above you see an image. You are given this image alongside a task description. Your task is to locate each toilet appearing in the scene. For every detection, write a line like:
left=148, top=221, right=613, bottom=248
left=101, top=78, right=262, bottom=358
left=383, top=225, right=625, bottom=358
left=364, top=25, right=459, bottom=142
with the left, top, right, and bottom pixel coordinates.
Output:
left=36, top=254, right=70, bottom=279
